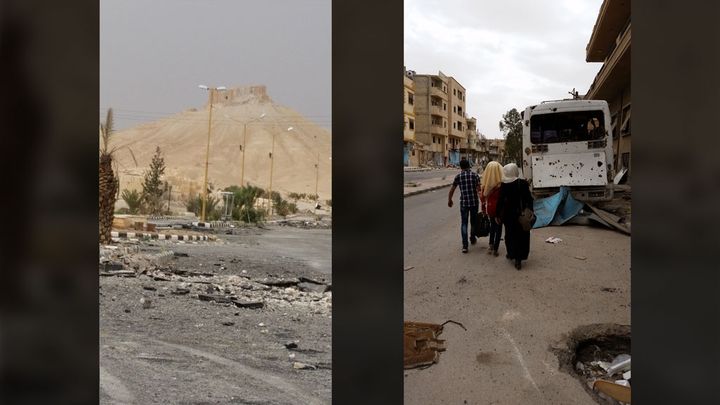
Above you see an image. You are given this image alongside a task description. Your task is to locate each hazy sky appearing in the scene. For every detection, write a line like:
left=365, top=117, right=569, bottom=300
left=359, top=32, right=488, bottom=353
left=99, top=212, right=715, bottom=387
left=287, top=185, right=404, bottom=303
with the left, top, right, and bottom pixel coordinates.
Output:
left=405, top=0, right=604, bottom=139
left=101, top=0, right=331, bottom=130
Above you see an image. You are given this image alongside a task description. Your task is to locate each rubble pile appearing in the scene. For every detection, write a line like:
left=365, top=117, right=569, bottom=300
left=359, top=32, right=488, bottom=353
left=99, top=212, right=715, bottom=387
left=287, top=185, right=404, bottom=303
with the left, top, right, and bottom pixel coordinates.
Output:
left=99, top=245, right=332, bottom=315
left=573, top=332, right=631, bottom=404
left=277, top=219, right=331, bottom=229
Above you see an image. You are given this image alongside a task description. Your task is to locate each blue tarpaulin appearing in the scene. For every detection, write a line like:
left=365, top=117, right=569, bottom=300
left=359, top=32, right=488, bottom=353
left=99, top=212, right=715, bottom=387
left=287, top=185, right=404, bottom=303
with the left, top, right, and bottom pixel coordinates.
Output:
left=532, top=186, right=585, bottom=229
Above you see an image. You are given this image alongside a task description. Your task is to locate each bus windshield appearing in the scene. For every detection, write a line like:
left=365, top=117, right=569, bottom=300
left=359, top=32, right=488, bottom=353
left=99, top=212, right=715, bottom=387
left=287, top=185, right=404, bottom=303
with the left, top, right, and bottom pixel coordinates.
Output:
left=530, top=110, right=606, bottom=144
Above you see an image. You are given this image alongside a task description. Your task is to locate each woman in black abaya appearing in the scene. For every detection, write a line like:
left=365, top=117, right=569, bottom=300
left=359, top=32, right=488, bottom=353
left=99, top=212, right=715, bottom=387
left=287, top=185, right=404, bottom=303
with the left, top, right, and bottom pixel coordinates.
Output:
left=496, top=163, right=533, bottom=270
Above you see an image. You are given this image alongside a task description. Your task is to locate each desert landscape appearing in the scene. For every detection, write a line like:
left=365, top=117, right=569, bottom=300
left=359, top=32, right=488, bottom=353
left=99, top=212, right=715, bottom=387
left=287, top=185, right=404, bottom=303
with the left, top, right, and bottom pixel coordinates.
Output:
left=110, top=86, right=331, bottom=205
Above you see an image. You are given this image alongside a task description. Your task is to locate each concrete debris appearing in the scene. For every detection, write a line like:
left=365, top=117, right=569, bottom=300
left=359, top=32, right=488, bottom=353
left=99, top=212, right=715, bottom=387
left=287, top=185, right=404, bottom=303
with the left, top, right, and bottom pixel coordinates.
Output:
left=277, top=219, right=331, bottom=229
left=221, top=321, right=235, bottom=326
left=297, top=282, right=330, bottom=294
left=292, top=362, right=317, bottom=370
left=99, top=244, right=331, bottom=316
left=404, top=266, right=415, bottom=271
left=607, top=354, right=631, bottom=376
left=140, top=297, right=152, bottom=309
left=101, top=262, right=125, bottom=271
left=284, top=341, right=299, bottom=350
left=100, top=270, right=136, bottom=277
left=255, top=277, right=300, bottom=288
left=545, top=237, right=563, bottom=244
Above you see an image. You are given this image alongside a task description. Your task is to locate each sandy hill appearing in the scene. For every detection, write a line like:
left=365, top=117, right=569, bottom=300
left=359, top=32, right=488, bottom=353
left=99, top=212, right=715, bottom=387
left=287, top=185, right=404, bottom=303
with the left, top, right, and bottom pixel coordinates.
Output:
left=110, top=86, right=331, bottom=202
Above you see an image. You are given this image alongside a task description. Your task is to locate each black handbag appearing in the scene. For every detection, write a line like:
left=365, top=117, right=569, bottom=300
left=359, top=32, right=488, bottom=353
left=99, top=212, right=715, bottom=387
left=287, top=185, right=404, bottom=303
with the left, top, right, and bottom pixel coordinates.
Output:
left=517, top=181, right=536, bottom=232
left=475, top=212, right=490, bottom=237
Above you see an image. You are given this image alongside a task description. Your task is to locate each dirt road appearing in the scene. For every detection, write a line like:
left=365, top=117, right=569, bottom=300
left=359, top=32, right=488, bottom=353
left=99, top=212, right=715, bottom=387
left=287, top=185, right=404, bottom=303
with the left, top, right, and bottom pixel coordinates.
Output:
left=100, top=226, right=331, bottom=404
left=404, top=191, right=630, bottom=404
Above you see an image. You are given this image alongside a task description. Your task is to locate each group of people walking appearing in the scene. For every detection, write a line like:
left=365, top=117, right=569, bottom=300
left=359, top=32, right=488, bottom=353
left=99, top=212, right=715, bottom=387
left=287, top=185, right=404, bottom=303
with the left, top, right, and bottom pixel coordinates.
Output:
left=447, top=159, right=533, bottom=270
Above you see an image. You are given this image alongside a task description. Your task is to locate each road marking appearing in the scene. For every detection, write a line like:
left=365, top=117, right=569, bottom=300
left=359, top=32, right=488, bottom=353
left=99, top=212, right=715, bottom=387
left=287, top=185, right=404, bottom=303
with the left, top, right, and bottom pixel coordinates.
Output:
left=151, top=339, right=324, bottom=405
left=99, top=366, right=135, bottom=405
left=500, top=328, right=543, bottom=397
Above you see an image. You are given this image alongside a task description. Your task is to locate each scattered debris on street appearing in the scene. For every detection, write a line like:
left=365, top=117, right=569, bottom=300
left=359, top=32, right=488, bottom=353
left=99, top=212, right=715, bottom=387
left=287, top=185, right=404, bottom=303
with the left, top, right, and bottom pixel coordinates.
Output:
left=546, top=237, right=563, bottom=244
left=404, top=320, right=467, bottom=370
left=554, top=324, right=631, bottom=405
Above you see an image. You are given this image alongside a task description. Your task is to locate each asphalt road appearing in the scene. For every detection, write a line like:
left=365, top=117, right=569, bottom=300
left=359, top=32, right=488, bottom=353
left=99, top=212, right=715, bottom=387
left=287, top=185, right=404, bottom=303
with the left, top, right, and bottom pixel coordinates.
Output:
left=405, top=168, right=462, bottom=182
left=404, top=190, right=631, bottom=404
left=100, top=226, right=332, bottom=404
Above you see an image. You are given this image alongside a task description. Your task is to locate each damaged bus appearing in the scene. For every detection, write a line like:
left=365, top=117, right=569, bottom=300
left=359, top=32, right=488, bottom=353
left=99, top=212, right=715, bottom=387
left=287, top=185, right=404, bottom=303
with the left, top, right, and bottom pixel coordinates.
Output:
left=521, top=99, right=615, bottom=202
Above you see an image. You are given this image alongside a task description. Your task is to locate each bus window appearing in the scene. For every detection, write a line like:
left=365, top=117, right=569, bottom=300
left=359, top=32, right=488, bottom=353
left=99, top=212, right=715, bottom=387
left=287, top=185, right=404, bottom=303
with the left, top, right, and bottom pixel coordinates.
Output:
left=530, top=110, right=605, bottom=144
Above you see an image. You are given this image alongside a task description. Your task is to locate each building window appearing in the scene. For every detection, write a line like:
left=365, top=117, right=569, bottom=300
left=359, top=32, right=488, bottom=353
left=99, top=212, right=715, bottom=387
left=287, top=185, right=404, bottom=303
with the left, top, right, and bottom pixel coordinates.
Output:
left=453, top=106, right=456, bottom=113
left=412, top=150, right=415, bottom=156
left=453, top=89, right=456, bottom=95
left=453, top=122, right=456, bottom=129
left=457, top=91, right=463, bottom=99
left=621, top=105, right=631, bottom=135
left=622, top=152, right=630, bottom=169
left=443, top=103, right=447, bottom=111
left=409, top=93, right=414, bottom=105
left=409, top=119, right=414, bottom=130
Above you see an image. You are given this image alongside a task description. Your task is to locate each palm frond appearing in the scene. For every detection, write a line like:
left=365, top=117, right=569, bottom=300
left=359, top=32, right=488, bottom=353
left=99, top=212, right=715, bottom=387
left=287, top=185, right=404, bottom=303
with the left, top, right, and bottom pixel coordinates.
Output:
left=105, top=108, right=114, bottom=135
left=100, top=108, right=115, bottom=156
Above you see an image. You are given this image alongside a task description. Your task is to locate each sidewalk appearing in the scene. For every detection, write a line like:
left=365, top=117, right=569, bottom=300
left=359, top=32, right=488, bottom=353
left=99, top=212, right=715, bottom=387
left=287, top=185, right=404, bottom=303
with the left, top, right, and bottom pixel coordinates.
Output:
left=403, top=177, right=454, bottom=197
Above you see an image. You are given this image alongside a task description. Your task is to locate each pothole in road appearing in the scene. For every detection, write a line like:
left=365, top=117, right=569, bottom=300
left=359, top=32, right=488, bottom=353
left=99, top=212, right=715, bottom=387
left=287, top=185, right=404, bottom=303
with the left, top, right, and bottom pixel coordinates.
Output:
left=552, top=324, right=631, bottom=405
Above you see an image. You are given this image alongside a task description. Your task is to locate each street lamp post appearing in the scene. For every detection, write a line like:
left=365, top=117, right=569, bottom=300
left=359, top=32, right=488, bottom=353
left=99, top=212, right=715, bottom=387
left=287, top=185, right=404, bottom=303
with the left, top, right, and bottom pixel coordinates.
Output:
left=198, top=85, right=226, bottom=222
left=267, top=126, right=294, bottom=216
left=224, top=113, right=266, bottom=187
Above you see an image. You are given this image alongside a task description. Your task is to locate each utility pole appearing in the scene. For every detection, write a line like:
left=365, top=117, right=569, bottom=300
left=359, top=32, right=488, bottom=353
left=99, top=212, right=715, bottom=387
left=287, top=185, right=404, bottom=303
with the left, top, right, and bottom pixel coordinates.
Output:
left=198, top=85, right=226, bottom=221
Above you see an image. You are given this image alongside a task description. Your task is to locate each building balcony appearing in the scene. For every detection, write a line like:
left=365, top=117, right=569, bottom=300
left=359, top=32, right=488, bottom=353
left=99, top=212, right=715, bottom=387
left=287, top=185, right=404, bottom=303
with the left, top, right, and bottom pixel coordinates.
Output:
left=404, top=128, right=415, bottom=142
left=586, top=23, right=630, bottom=100
left=430, top=105, right=445, bottom=116
left=430, top=86, right=448, bottom=100
left=431, top=125, right=447, bottom=136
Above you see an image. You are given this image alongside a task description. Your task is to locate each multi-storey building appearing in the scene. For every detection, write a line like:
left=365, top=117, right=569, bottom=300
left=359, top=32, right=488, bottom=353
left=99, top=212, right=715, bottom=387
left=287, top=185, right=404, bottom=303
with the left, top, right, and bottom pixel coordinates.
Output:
left=413, top=71, right=450, bottom=166
left=585, top=0, right=631, bottom=181
left=403, top=68, right=419, bottom=167
left=447, top=77, right=467, bottom=166
left=412, top=70, right=471, bottom=166
left=460, top=116, right=479, bottom=164
left=488, top=138, right=506, bottom=164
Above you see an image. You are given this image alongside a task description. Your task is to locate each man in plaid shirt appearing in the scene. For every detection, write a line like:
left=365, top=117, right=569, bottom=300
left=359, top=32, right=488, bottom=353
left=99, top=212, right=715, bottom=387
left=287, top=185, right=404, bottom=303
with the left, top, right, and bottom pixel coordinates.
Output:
left=448, top=159, right=481, bottom=253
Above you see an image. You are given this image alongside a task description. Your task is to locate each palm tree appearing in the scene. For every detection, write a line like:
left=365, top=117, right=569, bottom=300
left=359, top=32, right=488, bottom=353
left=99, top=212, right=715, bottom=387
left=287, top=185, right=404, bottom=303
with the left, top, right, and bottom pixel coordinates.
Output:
left=99, top=108, right=136, bottom=244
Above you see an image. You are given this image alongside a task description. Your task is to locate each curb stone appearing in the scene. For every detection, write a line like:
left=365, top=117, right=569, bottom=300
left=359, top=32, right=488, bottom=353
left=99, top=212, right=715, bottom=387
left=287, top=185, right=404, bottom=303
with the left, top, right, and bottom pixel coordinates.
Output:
left=403, top=182, right=453, bottom=198
left=110, top=231, right=214, bottom=241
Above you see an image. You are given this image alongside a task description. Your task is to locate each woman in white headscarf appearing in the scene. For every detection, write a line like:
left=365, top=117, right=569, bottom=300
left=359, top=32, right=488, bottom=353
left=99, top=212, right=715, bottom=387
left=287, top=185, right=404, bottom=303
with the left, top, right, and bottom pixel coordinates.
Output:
left=480, top=161, right=503, bottom=256
left=496, top=163, right=534, bottom=270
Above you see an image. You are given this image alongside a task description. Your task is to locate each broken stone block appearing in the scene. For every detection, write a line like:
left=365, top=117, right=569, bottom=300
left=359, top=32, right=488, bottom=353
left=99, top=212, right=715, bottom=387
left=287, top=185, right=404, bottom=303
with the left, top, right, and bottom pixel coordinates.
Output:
left=101, top=262, right=124, bottom=272
left=297, top=282, right=330, bottom=294
left=292, top=362, right=317, bottom=370
left=231, top=300, right=264, bottom=309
